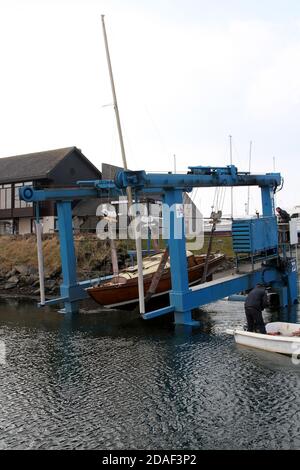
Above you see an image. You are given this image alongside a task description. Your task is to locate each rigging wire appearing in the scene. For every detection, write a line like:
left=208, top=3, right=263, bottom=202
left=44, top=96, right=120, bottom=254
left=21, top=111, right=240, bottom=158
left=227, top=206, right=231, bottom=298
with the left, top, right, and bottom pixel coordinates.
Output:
left=211, top=185, right=226, bottom=214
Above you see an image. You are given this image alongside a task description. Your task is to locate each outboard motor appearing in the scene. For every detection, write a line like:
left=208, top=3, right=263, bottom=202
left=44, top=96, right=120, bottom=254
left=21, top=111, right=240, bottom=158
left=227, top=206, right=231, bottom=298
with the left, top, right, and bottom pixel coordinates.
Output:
left=265, top=287, right=280, bottom=309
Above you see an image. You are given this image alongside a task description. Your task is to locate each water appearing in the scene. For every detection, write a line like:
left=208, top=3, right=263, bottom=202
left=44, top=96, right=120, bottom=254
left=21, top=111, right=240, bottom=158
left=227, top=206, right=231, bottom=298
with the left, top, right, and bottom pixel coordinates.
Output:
left=0, top=298, right=299, bottom=450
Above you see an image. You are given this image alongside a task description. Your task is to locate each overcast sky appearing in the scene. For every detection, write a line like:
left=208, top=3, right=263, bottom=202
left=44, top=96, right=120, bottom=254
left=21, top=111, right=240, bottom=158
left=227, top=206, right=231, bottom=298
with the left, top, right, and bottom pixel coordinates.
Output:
left=0, top=0, right=299, bottom=216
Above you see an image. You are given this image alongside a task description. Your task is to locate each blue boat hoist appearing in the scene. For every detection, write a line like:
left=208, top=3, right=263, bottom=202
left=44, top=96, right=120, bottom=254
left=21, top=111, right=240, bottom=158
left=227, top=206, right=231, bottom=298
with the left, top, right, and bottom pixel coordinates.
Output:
left=20, top=165, right=298, bottom=325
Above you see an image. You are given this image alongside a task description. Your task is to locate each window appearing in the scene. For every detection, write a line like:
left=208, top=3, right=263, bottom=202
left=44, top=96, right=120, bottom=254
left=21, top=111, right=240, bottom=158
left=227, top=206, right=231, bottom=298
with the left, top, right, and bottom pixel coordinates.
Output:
left=0, top=184, right=12, bottom=209
left=0, top=186, right=5, bottom=209
left=0, top=182, right=33, bottom=209
left=14, top=182, right=33, bottom=208
left=0, top=220, right=13, bottom=234
left=14, top=183, right=21, bottom=208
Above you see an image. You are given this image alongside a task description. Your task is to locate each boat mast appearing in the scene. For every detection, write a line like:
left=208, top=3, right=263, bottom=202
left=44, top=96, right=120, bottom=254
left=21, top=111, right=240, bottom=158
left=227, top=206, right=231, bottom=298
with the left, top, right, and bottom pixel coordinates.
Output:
left=101, top=15, right=145, bottom=314
left=229, top=135, right=233, bottom=218
left=246, top=140, right=252, bottom=215
left=101, top=15, right=132, bottom=204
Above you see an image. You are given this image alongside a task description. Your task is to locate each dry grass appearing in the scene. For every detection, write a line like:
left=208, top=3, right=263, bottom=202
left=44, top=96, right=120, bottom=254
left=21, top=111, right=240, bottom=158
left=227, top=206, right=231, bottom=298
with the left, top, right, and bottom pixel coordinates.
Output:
left=142, top=234, right=234, bottom=257
left=0, top=234, right=129, bottom=276
left=74, top=236, right=127, bottom=275
left=42, top=236, right=61, bottom=272
left=0, top=233, right=234, bottom=277
left=197, top=234, right=234, bottom=257
left=0, top=235, right=38, bottom=272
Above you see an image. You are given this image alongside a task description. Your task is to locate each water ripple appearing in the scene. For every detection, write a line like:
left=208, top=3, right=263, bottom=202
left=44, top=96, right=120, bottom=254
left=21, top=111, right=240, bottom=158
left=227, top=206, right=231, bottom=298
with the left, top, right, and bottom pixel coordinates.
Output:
left=0, top=299, right=299, bottom=449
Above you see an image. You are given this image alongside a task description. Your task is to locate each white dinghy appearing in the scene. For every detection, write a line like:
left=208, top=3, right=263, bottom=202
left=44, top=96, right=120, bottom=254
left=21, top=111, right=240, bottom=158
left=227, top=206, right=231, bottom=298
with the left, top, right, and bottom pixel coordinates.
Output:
left=226, top=322, right=300, bottom=356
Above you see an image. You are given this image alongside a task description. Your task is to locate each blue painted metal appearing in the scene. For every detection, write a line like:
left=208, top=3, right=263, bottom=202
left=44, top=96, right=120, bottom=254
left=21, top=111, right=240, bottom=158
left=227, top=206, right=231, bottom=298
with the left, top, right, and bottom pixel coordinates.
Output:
left=260, top=257, right=297, bottom=307
left=261, top=186, right=275, bottom=216
left=20, top=186, right=98, bottom=202
left=143, top=306, right=199, bottom=326
left=143, top=305, right=175, bottom=320
left=78, top=275, right=114, bottom=288
left=38, top=296, right=69, bottom=307
left=163, top=189, right=200, bottom=326
left=278, top=258, right=298, bottom=307
left=188, top=165, right=238, bottom=177
left=19, top=166, right=298, bottom=325
left=227, top=294, right=247, bottom=302
left=20, top=171, right=282, bottom=200
left=37, top=275, right=113, bottom=308
left=77, top=179, right=116, bottom=189
left=56, top=202, right=81, bottom=314
left=286, top=258, right=298, bottom=305
left=232, top=217, right=278, bottom=254
left=35, top=202, right=40, bottom=223
left=186, top=267, right=279, bottom=310
left=114, top=169, right=282, bottom=191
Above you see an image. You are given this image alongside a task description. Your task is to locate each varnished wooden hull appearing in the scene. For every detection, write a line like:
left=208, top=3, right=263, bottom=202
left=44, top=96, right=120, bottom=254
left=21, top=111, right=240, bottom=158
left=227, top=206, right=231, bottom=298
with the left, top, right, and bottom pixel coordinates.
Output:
left=87, top=254, right=225, bottom=310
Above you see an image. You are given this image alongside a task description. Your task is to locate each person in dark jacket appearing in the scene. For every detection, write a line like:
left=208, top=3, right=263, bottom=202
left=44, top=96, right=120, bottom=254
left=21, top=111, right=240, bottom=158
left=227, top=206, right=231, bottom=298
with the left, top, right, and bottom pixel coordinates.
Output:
left=244, top=284, right=269, bottom=334
left=276, top=207, right=291, bottom=223
left=276, top=207, right=291, bottom=243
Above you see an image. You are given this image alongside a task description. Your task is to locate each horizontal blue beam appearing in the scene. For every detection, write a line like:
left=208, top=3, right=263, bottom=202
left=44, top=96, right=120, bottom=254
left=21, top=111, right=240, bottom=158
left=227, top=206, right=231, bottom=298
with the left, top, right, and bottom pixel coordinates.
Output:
left=227, top=294, right=247, bottom=302
left=20, top=170, right=282, bottom=203
left=38, top=296, right=69, bottom=307
left=20, top=186, right=98, bottom=202
left=177, top=269, right=280, bottom=311
left=37, top=275, right=114, bottom=308
left=143, top=268, right=281, bottom=320
left=115, top=170, right=282, bottom=190
left=143, top=305, right=175, bottom=320
left=78, top=275, right=113, bottom=288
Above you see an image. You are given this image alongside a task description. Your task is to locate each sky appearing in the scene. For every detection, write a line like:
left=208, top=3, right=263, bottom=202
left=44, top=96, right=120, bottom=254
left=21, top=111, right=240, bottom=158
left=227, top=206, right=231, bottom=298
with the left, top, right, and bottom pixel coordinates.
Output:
left=0, top=0, right=299, bottom=216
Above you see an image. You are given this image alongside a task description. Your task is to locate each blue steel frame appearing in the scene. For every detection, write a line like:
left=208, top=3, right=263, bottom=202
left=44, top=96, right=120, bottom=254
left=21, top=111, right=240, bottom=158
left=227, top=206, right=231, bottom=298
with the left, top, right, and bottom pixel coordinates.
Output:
left=19, top=165, right=298, bottom=324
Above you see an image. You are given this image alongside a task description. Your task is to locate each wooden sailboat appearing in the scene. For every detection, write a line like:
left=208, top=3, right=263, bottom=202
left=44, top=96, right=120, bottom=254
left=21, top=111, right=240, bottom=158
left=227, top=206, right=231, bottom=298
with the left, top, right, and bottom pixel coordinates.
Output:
left=86, top=251, right=225, bottom=309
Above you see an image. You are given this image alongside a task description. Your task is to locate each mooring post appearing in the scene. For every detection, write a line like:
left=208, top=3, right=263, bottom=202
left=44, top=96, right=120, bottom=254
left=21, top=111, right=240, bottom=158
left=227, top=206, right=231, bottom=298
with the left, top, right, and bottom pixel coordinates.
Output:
left=163, top=189, right=199, bottom=326
left=57, top=201, right=79, bottom=314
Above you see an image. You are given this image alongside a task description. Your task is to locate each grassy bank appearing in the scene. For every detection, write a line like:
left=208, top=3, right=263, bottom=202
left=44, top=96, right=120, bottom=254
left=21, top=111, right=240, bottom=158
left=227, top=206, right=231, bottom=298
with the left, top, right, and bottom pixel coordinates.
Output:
left=197, top=234, right=234, bottom=257
left=141, top=234, right=234, bottom=258
left=0, top=233, right=234, bottom=277
left=0, top=233, right=234, bottom=297
left=0, top=234, right=128, bottom=278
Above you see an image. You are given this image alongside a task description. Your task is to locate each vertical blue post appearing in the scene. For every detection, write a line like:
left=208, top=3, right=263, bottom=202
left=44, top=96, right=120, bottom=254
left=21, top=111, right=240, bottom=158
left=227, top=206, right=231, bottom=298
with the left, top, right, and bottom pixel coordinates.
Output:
left=261, top=186, right=298, bottom=307
left=57, top=201, right=79, bottom=314
left=35, top=201, right=40, bottom=223
left=286, top=259, right=298, bottom=305
left=261, top=186, right=274, bottom=216
left=163, top=189, right=199, bottom=326
left=147, top=199, right=151, bottom=254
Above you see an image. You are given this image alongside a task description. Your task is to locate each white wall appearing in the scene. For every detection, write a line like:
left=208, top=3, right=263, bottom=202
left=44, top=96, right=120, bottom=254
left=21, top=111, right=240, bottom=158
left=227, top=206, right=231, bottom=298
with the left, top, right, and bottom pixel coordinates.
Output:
left=18, top=218, right=31, bottom=235
left=17, top=216, right=55, bottom=235
left=42, top=216, right=55, bottom=234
